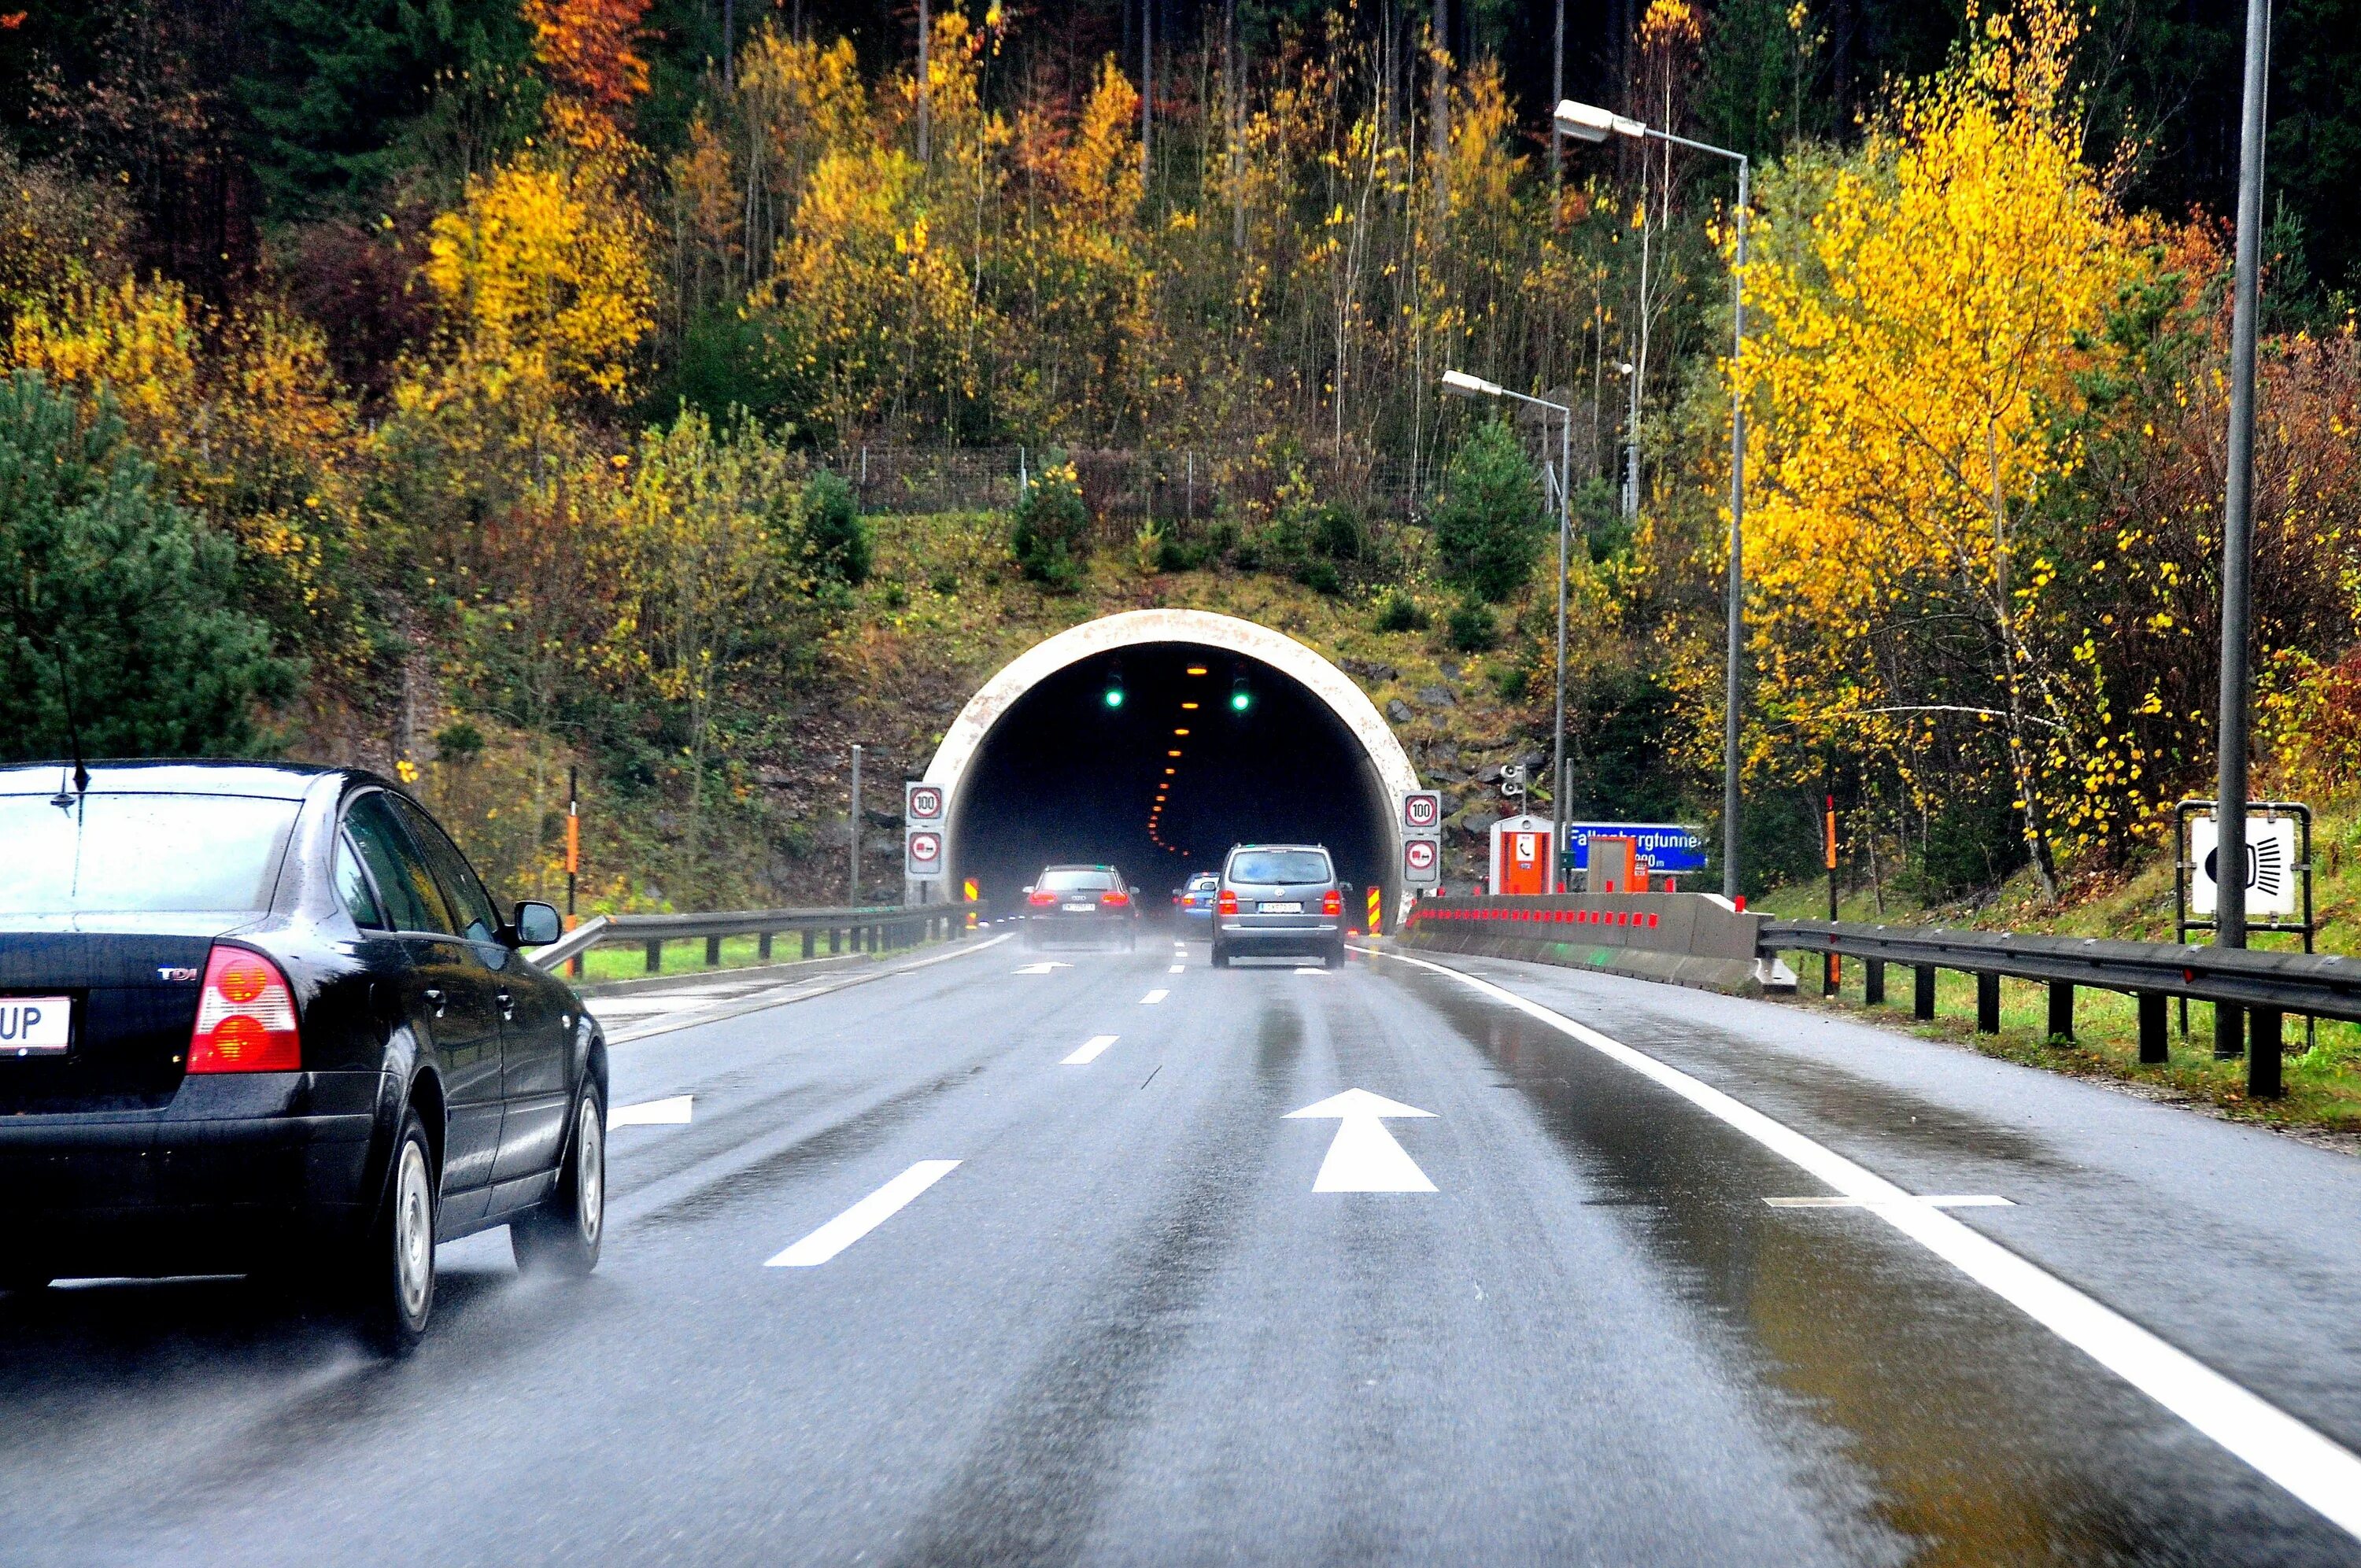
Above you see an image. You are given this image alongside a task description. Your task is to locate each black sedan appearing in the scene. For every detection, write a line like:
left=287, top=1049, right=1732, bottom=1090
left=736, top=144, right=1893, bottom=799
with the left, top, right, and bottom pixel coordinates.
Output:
left=1021, top=865, right=1140, bottom=950
left=0, top=762, right=607, bottom=1353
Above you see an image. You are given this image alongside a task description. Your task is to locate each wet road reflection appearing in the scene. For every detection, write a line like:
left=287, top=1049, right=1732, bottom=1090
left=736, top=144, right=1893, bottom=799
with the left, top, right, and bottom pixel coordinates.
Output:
left=1406, top=969, right=2359, bottom=1566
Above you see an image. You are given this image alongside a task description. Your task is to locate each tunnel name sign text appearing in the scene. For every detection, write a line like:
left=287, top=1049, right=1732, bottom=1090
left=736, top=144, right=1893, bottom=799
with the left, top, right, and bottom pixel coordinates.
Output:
left=1561, top=822, right=1706, bottom=876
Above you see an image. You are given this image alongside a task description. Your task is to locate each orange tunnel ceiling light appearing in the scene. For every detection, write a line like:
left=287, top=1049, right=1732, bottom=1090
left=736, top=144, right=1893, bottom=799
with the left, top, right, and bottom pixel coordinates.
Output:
left=1186, top=666, right=1209, bottom=676
left=1167, top=750, right=1183, bottom=758
left=1181, top=701, right=1199, bottom=710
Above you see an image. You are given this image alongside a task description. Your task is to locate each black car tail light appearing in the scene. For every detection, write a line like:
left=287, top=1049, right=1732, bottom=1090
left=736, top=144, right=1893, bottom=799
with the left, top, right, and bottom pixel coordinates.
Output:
left=1028, top=890, right=1056, bottom=907
left=187, top=946, right=301, bottom=1073
left=1101, top=890, right=1131, bottom=907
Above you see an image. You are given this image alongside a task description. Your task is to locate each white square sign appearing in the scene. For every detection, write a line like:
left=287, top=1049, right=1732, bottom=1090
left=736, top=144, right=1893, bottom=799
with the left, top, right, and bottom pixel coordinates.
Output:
left=2191, top=814, right=2299, bottom=917
left=1401, top=791, right=1443, bottom=832
left=906, top=782, right=945, bottom=824
left=905, top=828, right=944, bottom=876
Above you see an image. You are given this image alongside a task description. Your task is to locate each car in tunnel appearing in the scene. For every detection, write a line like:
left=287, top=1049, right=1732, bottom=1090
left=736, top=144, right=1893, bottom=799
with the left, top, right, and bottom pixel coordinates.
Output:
left=1211, top=844, right=1349, bottom=969
left=0, top=762, right=608, bottom=1355
left=1175, top=873, right=1219, bottom=932
left=1022, top=865, right=1140, bottom=950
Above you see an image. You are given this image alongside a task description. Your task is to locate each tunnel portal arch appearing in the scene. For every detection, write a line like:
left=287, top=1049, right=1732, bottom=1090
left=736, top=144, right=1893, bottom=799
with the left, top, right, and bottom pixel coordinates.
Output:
left=922, top=610, right=1422, bottom=911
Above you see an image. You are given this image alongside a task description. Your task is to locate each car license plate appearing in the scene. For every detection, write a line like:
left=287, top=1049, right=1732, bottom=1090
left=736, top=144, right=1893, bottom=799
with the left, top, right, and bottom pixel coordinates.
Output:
left=1259, top=901, right=1302, bottom=914
left=0, top=996, right=72, bottom=1057
left=1065, top=903, right=1097, bottom=913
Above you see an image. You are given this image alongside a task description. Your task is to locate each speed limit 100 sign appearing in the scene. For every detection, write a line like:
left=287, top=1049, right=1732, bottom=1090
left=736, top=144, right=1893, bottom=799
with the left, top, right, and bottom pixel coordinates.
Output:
left=906, top=783, right=945, bottom=823
left=1402, top=791, right=1443, bottom=832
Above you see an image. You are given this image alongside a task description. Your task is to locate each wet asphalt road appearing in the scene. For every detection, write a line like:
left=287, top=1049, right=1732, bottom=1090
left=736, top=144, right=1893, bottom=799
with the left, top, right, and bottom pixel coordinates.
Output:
left=4, top=932, right=2360, bottom=1566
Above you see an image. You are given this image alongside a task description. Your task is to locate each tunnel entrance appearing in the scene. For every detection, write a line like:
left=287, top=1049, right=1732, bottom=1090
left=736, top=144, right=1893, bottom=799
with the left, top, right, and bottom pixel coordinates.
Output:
left=923, top=611, right=1418, bottom=915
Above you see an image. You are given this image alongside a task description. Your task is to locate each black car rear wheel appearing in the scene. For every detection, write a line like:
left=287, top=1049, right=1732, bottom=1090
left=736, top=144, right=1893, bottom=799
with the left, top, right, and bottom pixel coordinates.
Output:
left=514, top=1086, right=605, bottom=1278
left=1323, top=941, right=1346, bottom=969
left=353, top=1109, right=437, bottom=1356
left=1210, top=942, right=1231, bottom=968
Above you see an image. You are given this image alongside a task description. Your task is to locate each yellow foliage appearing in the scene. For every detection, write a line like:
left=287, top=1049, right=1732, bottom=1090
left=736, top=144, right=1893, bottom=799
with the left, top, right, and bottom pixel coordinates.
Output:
left=423, top=151, right=657, bottom=404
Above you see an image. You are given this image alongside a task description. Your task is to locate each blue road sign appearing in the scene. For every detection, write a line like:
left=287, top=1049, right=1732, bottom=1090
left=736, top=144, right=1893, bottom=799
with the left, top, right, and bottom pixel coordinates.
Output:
left=1561, top=822, right=1708, bottom=874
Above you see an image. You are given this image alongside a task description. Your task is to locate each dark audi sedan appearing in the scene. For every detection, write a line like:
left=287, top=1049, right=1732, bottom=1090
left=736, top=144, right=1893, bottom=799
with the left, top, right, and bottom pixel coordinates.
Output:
left=1022, top=865, right=1140, bottom=950
left=0, top=762, right=606, bottom=1352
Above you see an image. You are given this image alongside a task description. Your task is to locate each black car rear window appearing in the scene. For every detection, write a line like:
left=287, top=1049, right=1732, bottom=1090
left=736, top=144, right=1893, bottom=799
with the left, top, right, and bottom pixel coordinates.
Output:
left=0, top=793, right=301, bottom=914
left=1039, top=869, right=1117, bottom=891
left=1228, top=850, right=1332, bottom=885
left=1189, top=875, right=1219, bottom=891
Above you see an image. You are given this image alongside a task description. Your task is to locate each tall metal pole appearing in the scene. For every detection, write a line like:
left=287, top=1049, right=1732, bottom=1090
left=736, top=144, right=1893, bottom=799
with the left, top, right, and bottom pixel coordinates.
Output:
left=1551, top=404, right=1572, bottom=893
left=1722, top=157, right=1750, bottom=902
left=1550, top=0, right=1565, bottom=192
left=849, top=743, right=863, bottom=907
left=2215, top=0, right=2271, bottom=1087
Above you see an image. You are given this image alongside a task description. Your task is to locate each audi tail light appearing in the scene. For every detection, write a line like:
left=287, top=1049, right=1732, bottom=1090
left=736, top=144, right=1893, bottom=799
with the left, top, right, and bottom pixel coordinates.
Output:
left=1217, top=890, right=1238, bottom=916
left=1321, top=889, right=1343, bottom=917
left=1101, top=889, right=1131, bottom=907
left=1028, top=890, right=1056, bottom=906
left=188, top=946, right=301, bottom=1073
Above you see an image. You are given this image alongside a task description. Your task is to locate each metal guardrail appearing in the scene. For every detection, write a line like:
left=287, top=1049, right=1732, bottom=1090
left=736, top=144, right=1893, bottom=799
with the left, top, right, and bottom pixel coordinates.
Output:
left=529, top=903, right=977, bottom=977
left=1761, top=917, right=2360, bottom=1089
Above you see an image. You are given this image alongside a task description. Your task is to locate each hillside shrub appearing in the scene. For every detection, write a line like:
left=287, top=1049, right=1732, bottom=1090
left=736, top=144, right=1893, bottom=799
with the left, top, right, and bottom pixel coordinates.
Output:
left=0, top=372, right=297, bottom=761
left=1432, top=419, right=1545, bottom=602
left=1375, top=590, right=1428, bottom=632
left=1447, top=600, right=1498, bottom=652
left=1011, top=460, right=1090, bottom=592
left=800, top=470, right=872, bottom=585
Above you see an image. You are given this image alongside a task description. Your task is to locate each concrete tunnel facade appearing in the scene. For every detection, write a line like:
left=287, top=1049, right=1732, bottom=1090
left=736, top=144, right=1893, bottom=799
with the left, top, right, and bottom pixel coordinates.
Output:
left=918, top=611, right=1422, bottom=919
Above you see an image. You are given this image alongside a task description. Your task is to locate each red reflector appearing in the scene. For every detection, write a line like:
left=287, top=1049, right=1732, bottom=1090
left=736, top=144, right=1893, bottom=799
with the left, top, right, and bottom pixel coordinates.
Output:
left=188, top=945, right=300, bottom=1074
left=1322, top=890, right=1343, bottom=916
left=1648, top=913, right=1660, bottom=928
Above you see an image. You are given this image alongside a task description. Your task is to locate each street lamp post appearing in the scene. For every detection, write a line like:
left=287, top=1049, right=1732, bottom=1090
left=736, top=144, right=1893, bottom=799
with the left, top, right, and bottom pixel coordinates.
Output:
left=1556, top=98, right=1750, bottom=903
left=1442, top=370, right=1574, bottom=894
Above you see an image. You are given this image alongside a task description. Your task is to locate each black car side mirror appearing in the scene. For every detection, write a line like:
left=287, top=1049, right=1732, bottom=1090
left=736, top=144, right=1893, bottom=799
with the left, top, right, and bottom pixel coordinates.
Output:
left=1339, top=881, right=1356, bottom=895
left=510, top=901, right=563, bottom=948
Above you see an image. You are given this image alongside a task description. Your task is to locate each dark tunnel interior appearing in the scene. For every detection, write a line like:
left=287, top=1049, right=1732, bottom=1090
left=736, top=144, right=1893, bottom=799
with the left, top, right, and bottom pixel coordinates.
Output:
left=951, top=643, right=1391, bottom=909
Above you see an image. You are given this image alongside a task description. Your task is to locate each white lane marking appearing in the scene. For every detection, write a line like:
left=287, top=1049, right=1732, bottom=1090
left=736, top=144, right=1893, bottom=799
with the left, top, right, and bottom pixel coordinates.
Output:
left=1294, top=966, right=1327, bottom=975
left=1141, top=988, right=1169, bottom=1004
left=608, top=1094, right=693, bottom=1128
left=1062, top=1034, right=1120, bottom=1065
left=1371, top=945, right=2361, bottom=1543
left=1765, top=1194, right=2015, bottom=1209
left=1168, top=964, right=1185, bottom=974
left=1285, top=1088, right=1437, bottom=1194
left=765, top=1160, right=961, bottom=1267
left=1013, top=961, right=1073, bottom=975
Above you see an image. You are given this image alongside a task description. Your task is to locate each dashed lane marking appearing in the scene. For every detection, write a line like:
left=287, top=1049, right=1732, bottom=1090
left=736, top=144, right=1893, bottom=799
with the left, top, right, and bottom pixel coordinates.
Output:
left=1140, top=988, right=1169, bottom=1005
left=1765, top=1194, right=2014, bottom=1209
left=1370, top=944, right=2361, bottom=1545
left=765, top=1160, right=961, bottom=1268
left=1169, top=964, right=1186, bottom=973
left=608, top=1094, right=693, bottom=1128
left=1062, top=1034, right=1119, bottom=1065
left=1013, top=961, right=1073, bottom=975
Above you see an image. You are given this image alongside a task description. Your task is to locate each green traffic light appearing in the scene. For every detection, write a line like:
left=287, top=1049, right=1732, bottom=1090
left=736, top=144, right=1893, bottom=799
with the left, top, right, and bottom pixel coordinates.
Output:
left=1229, top=681, right=1251, bottom=712
left=1103, top=686, right=1125, bottom=709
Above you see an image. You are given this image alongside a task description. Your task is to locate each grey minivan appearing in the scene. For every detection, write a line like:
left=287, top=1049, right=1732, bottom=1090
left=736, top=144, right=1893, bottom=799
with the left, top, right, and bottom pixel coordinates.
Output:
left=1210, top=844, right=1347, bottom=969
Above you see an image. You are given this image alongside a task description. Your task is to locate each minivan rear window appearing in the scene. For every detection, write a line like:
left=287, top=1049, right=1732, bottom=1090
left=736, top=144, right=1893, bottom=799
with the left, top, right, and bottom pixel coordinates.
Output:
left=1038, top=868, right=1118, bottom=891
left=0, top=794, right=301, bottom=915
left=1228, top=850, right=1332, bottom=885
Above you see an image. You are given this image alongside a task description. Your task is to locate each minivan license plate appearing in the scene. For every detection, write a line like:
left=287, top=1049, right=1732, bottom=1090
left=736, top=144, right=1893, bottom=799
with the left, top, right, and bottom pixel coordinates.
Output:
left=0, top=996, right=72, bottom=1057
left=1259, top=901, right=1302, bottom=914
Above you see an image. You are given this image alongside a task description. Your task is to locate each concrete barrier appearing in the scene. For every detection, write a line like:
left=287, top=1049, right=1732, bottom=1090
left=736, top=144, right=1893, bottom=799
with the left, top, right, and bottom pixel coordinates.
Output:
left=1396, top=891, right=1793, bottom=995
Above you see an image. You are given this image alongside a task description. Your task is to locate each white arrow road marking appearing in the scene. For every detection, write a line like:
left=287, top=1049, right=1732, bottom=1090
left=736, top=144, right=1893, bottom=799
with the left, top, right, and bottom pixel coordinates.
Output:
left=1765, top=1194, right=2014, bottom=1209
left=1013, top=961, right=1073, bottom=975
left=1373, top=944, right=2361, bottom=1544
left=766, top=1160, right=960, bottom=1267
left=1141, top=988, right=1169, bottom=1004
left=1285, top=1088, right=1436, bottom=1194
left=608, top=1094, right=693, bottom=1129
left=1062, top=1034, right=1119, bottom=1065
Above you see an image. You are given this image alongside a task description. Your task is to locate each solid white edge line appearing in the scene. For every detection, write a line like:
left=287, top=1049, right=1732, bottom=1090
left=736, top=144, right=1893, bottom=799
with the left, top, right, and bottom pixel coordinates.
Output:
left=1365, top=944, right=2361, bottom=1543
left=765, top=1160, right=961, bottom=1267
left=1141, top=988, right=1169, bottom=1004
left=1062, top=1034, right=1119, bottom=1065
left=607, top=1094, right=693, bottom=1128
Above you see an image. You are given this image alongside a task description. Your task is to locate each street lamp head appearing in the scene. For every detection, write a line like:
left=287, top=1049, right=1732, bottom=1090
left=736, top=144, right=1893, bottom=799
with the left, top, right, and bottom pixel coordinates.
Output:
left=1441, top=369, right=1503, bottom=400
left=1554, top=99, right=1647, bottom=144
left=1614, top=361, right=1635, bottom=376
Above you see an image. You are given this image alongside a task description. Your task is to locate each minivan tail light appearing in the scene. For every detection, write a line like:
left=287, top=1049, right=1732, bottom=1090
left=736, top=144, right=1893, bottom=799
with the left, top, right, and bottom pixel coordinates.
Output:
left=188, top=946, right=301, bottom=1073
left=1322, top=889, right=1343, bottom=917
left=1101, top=889, right=1131, bottom=907
left=1217, top=890, right=1238, bottom=915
